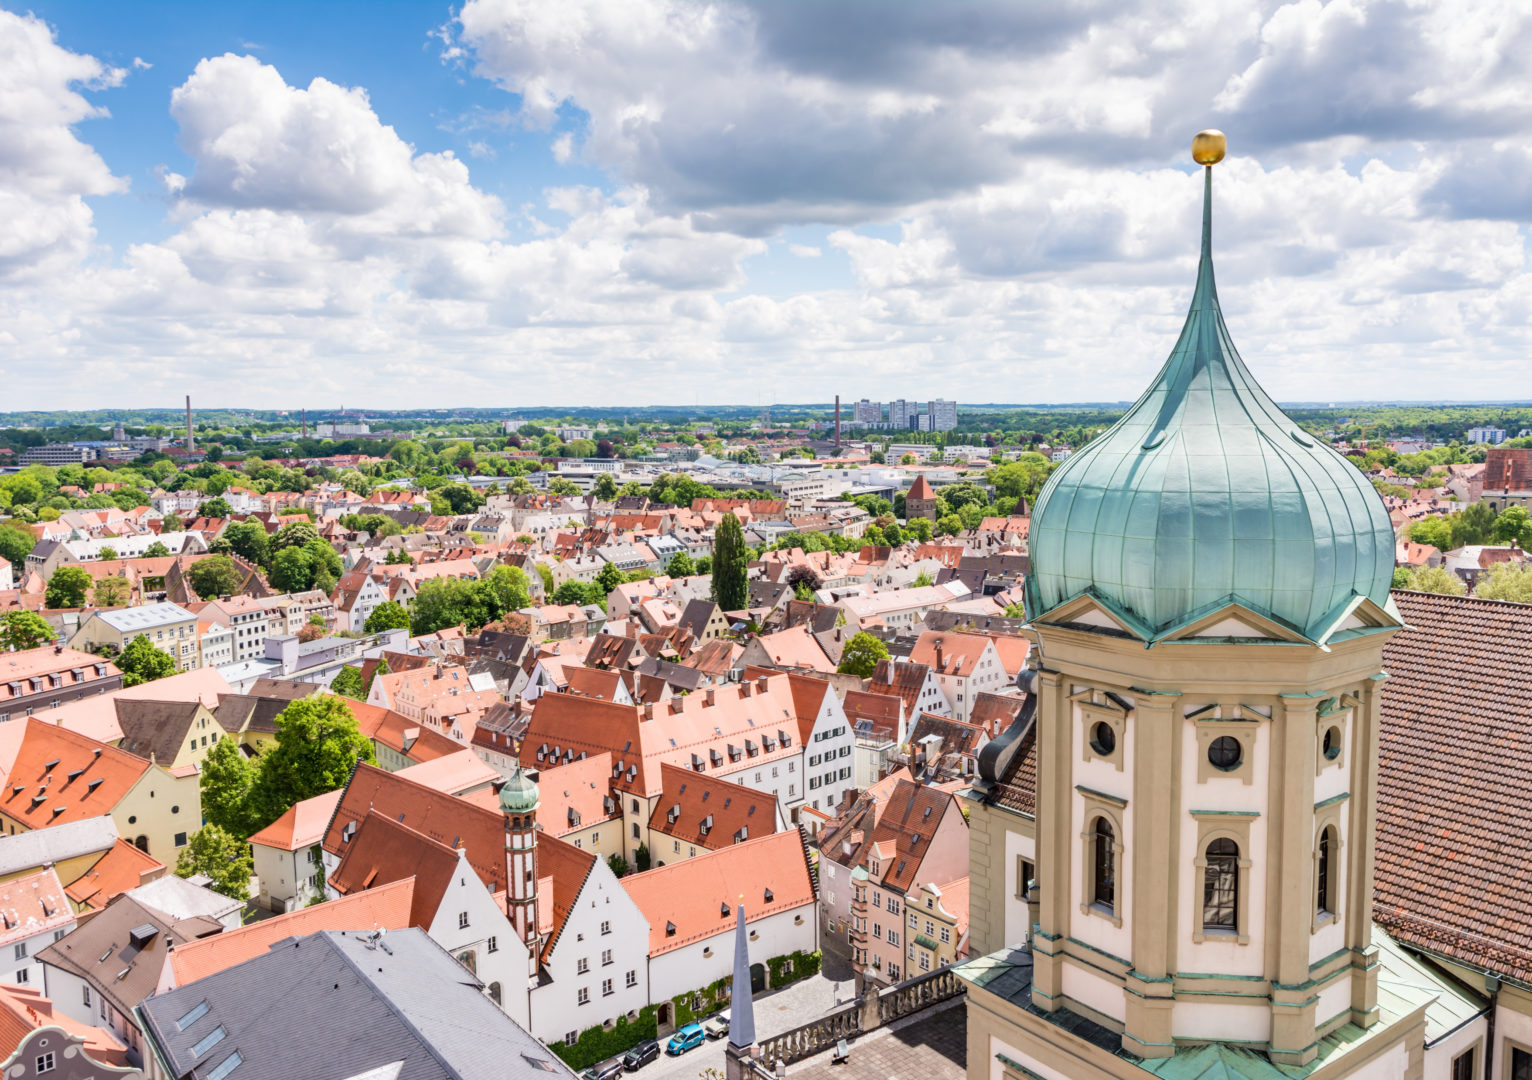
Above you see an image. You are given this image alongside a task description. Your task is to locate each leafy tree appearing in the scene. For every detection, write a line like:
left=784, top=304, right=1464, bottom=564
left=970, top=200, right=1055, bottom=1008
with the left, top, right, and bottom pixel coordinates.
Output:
left=552, top=580, right=598, bottom=607
left=900, top=453, right=918, bottom=465
left=907, top=518, right=934, bottom=543
left=97, top=546, right=118, bottom=562
left=1491, top=507, right=1532, bottom=549
left=117, top=634, right=177, bottom=686
left=271, top=521, right=321, bottom=553
left=222, top=520, right=271, bottom=567
left=665, top=552, right=696, bottom=578
left=1476, top=562, right=1532, bottom=603
left=1407, top=517, right=1453, bottom=553
left=0, top=611, right=54, bottom=651
left=606, top=853, right=628, bottom=879
left=329, top=665, right=367, bottom=700
left=793, top=580, right=815, bottom=601
left=201, top=496, right=233, bottom=519
left=1391, top=566, right=1412, bottom=589
left=175, top=825, right=253, bottom=902
left=593, top=474, right=619, bottom=501
left=547, top=478, right=581, bottom=497
left=694, top=555, right=712, bottom=575
left=198, top=738, right=257, bottom=839
left=1002, top=602, right=1027, bottom=618
left=159, top=512, right=184, bottom=533
left=363, top=600, right=412, bottom=633
left=710, top=513, right=748, bottom=611
left=144, top=540, right=171, bottom=558
left=434, top=482, right=484, bottom=515
left=594, top=560, right=624, bottom=597
left=0, top=523, right=36, bottom=569
left=246, top=695, right=377, bottom=829
left=93, top=576, right=132, bottom=607
left=480, top=564, right=532, bottom=621
left=837, top=631, right=891, bottom=678
left=1403, top=565, right=1467, bottom=596
left=913, top=570, right=934, bottom=587
left=270, top=546, right=317, bottom=592
left=44, top=566, right=92, bottom=609
left=383, top=548, right=413, bottom=565
left=1452, top=501, right=1498, bottom=549
left=187, top=554, right=243, bottom=600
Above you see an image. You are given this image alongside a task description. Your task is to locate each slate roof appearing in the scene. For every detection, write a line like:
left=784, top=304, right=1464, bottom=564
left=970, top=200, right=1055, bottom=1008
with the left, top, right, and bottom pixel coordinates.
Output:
left=1373, top=590, right=1532, bottom=981
left=0, top=815, right=118, bottom=877
left=140, top=928, right=577, bottom=1080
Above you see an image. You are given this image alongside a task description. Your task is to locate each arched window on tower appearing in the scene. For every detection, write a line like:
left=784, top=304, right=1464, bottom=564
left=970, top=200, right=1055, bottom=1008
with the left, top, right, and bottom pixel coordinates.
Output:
left=1203, top=839, right=1239, bottom=931
left=1091, top=817, right=1115, bottom=911
left=1317, top=826, right=1336, bottom=918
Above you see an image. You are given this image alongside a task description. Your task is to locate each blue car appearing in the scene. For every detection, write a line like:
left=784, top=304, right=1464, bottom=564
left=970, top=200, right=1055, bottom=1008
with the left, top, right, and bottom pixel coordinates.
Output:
left=666, top=1024, right=706, bottom=1056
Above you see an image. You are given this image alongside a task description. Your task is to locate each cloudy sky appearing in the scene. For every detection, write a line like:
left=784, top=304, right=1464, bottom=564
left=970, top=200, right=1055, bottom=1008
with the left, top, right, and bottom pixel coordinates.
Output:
left=3, top=0, right=1530, bottom=410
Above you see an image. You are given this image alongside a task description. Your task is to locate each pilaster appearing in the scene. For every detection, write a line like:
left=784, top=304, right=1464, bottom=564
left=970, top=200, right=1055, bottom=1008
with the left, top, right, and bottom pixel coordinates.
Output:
left=1032, top=667, right=1069, bottom=1011
left=1123, top=691, right=1177, bottom=1057
left=1270, top=693, right=1320, bottom=1065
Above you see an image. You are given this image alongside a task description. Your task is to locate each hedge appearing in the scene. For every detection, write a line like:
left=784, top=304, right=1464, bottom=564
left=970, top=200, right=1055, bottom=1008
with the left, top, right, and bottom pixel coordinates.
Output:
left=767, top=949, right=821, bottom=990
left=550, top=1005, right=658, bottom=1071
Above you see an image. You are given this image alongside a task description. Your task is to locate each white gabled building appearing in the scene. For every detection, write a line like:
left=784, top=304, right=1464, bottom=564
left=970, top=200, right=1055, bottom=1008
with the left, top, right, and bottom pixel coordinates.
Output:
left=621, top=829, right=818, bottom=1007
left=0, top=868, right=75, bottom=990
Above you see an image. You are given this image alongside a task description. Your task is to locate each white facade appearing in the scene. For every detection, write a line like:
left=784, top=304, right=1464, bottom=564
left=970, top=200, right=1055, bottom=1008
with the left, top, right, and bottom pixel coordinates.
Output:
left=930, top=640, right=1008, bottom=723
left=428, top=849, right=532, bottom=1030
left=529, top=858, right=651, bottom=1046
left=801, top=686, right=855, bottom=825
left=646, top=900, right=817, bottom=1003
left=1, top=924, right=72, bottom=991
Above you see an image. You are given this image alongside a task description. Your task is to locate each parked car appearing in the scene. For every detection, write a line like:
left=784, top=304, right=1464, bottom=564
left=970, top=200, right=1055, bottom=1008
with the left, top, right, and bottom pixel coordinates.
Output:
left=622, top=1040, right=660, bottom=1071
left=666, top=1024, right=706, bottom=1056
left=702, top=1013, right=730, bottom=1040
left=582, top=1057, right=625, bottom=1080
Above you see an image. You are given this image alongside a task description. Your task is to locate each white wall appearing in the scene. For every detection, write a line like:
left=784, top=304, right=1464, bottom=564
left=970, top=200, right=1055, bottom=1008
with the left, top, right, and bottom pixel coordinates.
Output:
left=426, top=851, right=532, bottom=1029
left=0, top=926, right=71, bottom=990
left=1002, top=829, right=1034, bottom=949
left=805, top=689, right=855, bottom=822
left=530, top=859, right=650, bottom=1045
left=719, top=750, right=805, bottom=818
left=647, top=902, right=816, bottom=1003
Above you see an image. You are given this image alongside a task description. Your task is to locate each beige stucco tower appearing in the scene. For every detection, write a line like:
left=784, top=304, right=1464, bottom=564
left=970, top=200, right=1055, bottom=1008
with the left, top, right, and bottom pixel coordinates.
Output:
left=989, top=132, right=1411, bottom=1072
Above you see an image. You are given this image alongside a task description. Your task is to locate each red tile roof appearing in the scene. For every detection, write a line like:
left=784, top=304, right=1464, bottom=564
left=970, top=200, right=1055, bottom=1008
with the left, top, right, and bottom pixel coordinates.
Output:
left=248, top=790, right=344, bottom=851
left=0, top=647, right=119, bottom=705
left=536, top=753, right=619, bottom=838
left=323, top=762, right=506, bottom=895
left=330, top=811, right=462, bottom=929
left=648, top=763, right=780, bottom=851
left=63, top=838, right=166, bottom=910
left=537, top=832, right=598, bottom=962
left=0, top=984, right=130, bottom=1066
left=0, top=868, right=73, bottom=947
left=0, top=721, right=149, bottom=831
left=621, top=830, right=815, bottom=955
left=168, top=877, right=414, bottom=986
left=1374, top=590, right=1532, bottom=981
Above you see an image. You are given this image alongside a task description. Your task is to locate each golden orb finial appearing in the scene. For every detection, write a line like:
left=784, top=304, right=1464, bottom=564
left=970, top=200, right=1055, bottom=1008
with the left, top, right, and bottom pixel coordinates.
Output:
left=1192, top=129, right=1226, bottom=166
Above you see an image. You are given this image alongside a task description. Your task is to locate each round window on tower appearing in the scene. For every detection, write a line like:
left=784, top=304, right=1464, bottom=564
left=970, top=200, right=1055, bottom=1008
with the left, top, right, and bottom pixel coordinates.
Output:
left=1089, top=721, right=1116, bottom=757
left=1323, top=727, right=1342, bottom=761
left=1207, top=735, right=1242, bottom=771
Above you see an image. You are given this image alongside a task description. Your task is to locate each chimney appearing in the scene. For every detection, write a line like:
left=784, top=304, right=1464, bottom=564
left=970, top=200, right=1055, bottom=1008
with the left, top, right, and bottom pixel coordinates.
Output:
left=935, top=641, right=944, bottom=671
left=185, top=395, right=195, bottom=452
left=834, top=395, right=841, bottom=449
left=705, top=688, right=716, bottom=706
left=643, top=702, right=654, bottom=720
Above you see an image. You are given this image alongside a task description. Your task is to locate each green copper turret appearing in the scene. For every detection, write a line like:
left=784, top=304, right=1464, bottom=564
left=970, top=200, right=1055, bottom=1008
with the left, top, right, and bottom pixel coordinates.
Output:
left=1025, top=157, right=1394, bottom=642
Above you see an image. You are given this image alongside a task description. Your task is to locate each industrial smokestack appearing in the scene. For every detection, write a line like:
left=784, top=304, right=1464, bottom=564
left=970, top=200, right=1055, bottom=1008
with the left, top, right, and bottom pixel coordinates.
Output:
left=834, top=395, right=841, bottom=449
left=301, top=407, right=307, bottom=438
left=185, top=395, right=194, bottom=452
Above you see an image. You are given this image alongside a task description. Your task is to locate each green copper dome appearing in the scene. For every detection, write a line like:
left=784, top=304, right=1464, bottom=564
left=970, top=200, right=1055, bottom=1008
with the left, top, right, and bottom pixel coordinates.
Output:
left=1026, top=166, right=1394, bottom=642
left=499, top=767, right=540, bottom=814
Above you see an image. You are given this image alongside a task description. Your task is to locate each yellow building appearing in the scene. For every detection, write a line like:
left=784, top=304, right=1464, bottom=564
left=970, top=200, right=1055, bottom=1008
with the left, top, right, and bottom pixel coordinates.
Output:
left=69, top=602, right=200, bottom=672
left=114, top=699, right=224, bottom=771
left=905, top=877, right=970, bottom=975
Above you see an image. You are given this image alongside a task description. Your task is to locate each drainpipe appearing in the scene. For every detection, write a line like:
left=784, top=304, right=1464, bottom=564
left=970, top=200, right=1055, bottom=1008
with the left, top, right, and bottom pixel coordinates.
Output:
left=1484, top=976, right=1499, bottom=1080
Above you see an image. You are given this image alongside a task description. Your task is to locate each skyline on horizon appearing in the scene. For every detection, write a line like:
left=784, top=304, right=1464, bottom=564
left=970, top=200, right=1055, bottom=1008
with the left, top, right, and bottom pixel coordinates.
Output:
left=4, top=0, right=1531, bottom=410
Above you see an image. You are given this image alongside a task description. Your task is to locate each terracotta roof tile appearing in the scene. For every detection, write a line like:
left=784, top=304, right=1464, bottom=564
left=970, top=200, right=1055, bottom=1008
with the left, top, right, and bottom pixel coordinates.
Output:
left=621, top=830, right=814, bottom=955
left=248, top=790, right=344, bottom=852
left=330, top=812, right=460, bottom=929
left=536, top=754, right=619, bottom=838
left=169, top=877, right=414, bottom=987
left=648, top=762, right=780, bottom=851
left=1374, top=590, right=1532, bottom=981
left=63, top=838, right=166, bottom=910
left=1, top=721, right=149, bottom=831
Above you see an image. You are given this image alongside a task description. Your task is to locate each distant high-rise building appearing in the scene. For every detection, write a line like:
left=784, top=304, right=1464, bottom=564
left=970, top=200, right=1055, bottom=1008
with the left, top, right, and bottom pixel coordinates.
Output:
left=112, top=421, right=126, bottom=441
left=1467, top=426, right=1507, bottom=445
left=928, top=399, right=958, bottom=432
left=852, top=399, right=883, bottom=425
left=888, top=399, right=917, bottom=430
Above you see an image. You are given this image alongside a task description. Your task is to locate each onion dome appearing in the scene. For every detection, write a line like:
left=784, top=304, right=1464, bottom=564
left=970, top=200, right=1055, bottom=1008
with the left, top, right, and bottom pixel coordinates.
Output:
left=1025, top=133, right=1394, bottom=643
left=499, top=766, right=540, bottom=814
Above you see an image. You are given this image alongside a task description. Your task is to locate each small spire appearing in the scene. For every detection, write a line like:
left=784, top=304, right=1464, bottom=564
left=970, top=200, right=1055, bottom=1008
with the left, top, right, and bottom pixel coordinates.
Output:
left=727, top=902, right=756, bottom=1049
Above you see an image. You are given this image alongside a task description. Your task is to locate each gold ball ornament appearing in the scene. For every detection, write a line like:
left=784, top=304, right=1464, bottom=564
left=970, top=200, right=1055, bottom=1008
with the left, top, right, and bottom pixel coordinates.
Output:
left=1192, top=129, right=1226, bottom=166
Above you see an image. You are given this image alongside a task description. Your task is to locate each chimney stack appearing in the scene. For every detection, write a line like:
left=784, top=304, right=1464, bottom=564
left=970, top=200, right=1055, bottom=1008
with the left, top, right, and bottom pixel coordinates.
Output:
left=834, top=395, right=841, bottom=450
left=185, top=395, right=194, bottom=452
left=301, top=408, right=307, bottom=438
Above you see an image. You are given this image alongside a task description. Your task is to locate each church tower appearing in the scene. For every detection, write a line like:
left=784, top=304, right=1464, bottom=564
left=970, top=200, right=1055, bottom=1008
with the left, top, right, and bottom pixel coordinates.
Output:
left=501, top=767, right=542, bottom=985
left=1020, top=131, right=1402, bottom=1066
